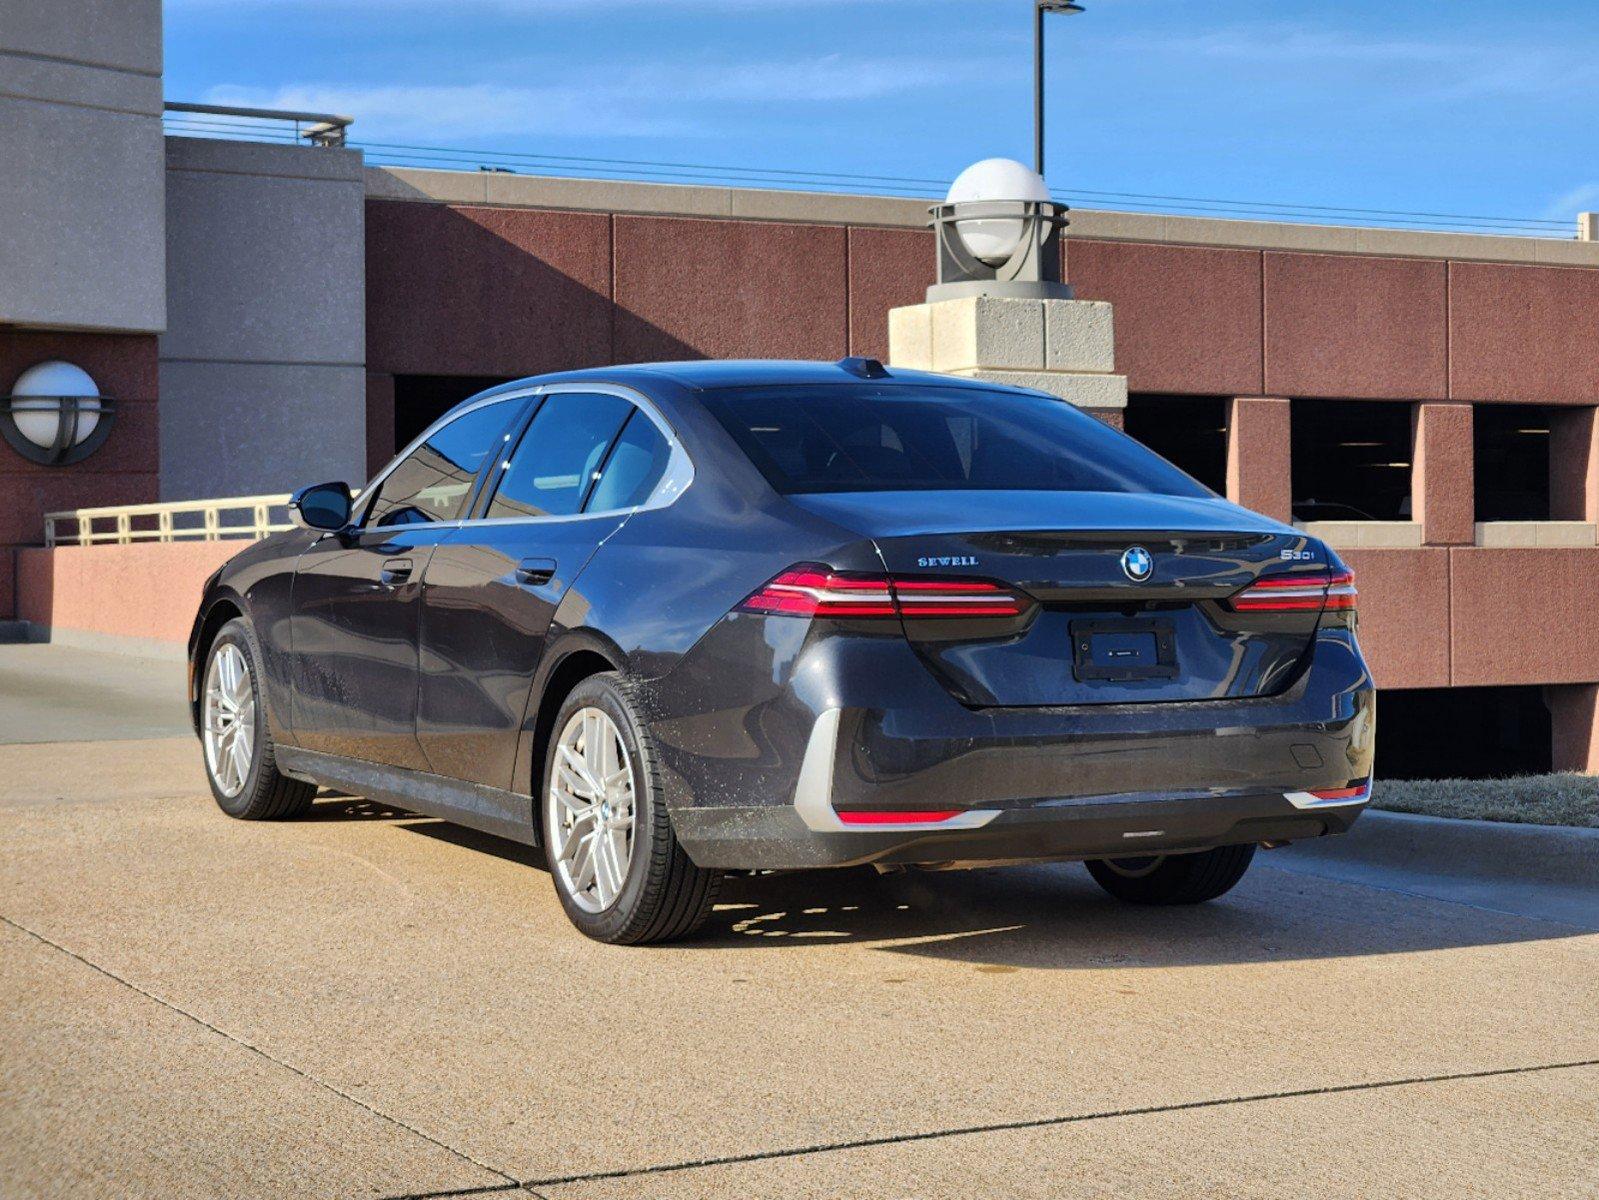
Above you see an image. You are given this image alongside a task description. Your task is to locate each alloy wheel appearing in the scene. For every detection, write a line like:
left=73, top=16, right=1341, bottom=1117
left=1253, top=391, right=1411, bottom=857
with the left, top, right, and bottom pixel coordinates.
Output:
left=547, top=706, right=636, bottom=913
left=203, top=642, right=256, bottom=798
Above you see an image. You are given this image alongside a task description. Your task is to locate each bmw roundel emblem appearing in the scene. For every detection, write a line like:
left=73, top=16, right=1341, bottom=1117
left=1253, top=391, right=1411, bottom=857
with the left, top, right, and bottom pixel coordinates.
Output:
left=1121, top=545, right=1154, bottom=582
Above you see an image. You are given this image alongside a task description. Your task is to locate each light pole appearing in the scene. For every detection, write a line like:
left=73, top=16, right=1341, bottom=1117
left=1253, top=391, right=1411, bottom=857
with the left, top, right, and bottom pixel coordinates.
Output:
left=1034, top=0, right=1084, bottom=180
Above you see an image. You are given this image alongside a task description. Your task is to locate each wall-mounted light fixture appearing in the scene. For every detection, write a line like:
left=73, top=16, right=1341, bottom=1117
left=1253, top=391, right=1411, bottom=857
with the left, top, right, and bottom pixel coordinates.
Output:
left=0, top=361, right=115, bottom=466
left=927, top=157, right=1073, bottom=302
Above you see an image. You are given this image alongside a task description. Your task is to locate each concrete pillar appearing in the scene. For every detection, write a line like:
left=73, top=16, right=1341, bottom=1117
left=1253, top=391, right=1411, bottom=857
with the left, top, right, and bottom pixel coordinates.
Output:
left=887, top=296, right=1128, bottom=415
left=1226, top=397, right=1291, bottom=523
left=0, top=0, right=165, bottom=333
left=1550, top=406, right=1599, bottom=525
left=159, top=138, right=367, bottom=499
left=1412, top=402, right=1475, bottom=544
left=1548, top=683, right=1599, bottom=774
left=366, top=373, right=396, bottom=479
left=1579, top=212, right=1599, bottom=242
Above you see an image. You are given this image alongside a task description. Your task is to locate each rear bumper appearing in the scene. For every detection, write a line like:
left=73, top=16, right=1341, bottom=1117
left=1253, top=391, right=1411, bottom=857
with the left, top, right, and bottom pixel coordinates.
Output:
left=654, top=624, right=1374, bottom=872
left=673, top=785, right=1368, bottom=870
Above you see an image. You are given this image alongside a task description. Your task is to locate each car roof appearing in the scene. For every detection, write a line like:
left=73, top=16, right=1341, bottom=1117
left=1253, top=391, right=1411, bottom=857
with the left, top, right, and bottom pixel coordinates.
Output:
left=443, top=359, right=1025, bottom=419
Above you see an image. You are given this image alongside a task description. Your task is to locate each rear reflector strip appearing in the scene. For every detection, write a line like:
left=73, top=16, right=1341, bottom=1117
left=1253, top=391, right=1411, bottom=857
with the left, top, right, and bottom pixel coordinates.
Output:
left=1308, top=783, right=1369, bottom=800
left=1284, top=779, right=1372, bottom=809
left=1226, top=568, right=1357, bottom=613
left=738, top=565, right=1027, bottom=619
left=794, top=709, right=1002, bottom=834
left=835, top=809, right=963, bottom=825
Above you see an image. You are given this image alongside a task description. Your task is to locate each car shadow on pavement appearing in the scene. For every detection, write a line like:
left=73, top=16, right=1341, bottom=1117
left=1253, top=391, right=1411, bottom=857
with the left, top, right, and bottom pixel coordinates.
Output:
left=687, top=860, right=1588, bottom=970
left=298, top=794, right=1586, bottom=970
left=300, top=796, right=545, bottom=864
left=301, top=794, right=416, bottom=822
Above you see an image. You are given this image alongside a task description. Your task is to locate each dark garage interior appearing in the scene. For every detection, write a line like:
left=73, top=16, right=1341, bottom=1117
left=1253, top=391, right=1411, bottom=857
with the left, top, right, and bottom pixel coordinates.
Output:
left=1375, top=686, right=1554, bottom=780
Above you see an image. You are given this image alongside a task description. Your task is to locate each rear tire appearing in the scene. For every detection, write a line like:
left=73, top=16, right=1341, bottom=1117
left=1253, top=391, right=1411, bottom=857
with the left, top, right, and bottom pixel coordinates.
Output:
left=1086, top=844, right=1255, bottom=905
left=201, top=618, right=316, bottom=821
left=542, top=673, right=722, bottom=944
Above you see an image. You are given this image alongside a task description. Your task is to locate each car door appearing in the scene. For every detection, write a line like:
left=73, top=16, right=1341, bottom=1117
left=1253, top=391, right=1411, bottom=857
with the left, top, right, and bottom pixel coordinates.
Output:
left=417, top=386, right=679, bottom=790
left=290, top=395, right=528, bottom=769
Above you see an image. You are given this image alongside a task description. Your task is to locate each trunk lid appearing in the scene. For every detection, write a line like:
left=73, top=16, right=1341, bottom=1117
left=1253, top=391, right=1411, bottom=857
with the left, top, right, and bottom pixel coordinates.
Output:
left=790, top=490, right=1329, bottom=707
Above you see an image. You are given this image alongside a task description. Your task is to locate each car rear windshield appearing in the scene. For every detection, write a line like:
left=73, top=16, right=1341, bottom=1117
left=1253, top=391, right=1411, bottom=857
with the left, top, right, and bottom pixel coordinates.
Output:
left=701, top=383, right=1212, bottom=497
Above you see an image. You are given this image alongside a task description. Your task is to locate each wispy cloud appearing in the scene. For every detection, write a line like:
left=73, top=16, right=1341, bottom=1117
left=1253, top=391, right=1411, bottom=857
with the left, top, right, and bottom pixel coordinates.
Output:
left=1122, top=22, right=1599, bottom=102
left=172, top=0, right=952, bottom=9
left=1542, top=182, right=1599, bottom=221
left=1150, top=26, right=1468, bottom=65
left=203, top=52, right=998, bottom=141
left=205, top=82, right=696, bottom=139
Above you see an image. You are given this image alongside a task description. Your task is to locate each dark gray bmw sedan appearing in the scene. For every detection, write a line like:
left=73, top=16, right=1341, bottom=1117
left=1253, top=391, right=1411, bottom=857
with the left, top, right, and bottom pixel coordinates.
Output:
left=189, top=359, right=1374, bottom=943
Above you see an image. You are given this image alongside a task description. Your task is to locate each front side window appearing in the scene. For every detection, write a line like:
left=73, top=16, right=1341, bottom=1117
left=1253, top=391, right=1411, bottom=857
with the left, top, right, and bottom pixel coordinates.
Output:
left=485, top=392, right=633, bottom=520
left=700, top=384, right=1212, bottom=498
left=366, top=398, right=521, bottom=528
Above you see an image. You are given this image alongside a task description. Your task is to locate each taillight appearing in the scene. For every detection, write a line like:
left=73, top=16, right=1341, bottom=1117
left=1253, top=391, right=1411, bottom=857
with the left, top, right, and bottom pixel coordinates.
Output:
left=737, top=565, right=1027, bottom=620
left=1225, top=568, right=1356, bottom=613
left=737, top=567, right=896, bottom=617
left=891, top=577, right=1025, bottom=618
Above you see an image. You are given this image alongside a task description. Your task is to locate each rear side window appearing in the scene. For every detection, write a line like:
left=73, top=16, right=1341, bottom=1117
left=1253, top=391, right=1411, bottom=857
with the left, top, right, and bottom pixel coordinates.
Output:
left=366, top=397, right=521, bottom=527
left=701, top=384, right=1211, bottom=498
left=587, top=413, right=671, bottom=512
left=485, top=392, right=632, bottom=519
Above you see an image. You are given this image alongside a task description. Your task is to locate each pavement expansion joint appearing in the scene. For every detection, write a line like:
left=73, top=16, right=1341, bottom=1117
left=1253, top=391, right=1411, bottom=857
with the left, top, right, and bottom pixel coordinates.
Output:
left=1, top=913, right=525, bottom=1194
left=379, top=1187, right=547, bottom=1200
left=515, top=1057, right=1599, bottom=1190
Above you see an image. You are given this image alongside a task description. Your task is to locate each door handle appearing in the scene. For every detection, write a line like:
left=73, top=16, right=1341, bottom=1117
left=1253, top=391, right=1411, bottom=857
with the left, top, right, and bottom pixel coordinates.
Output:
left=515, top=557, right=557, bottom=587
left=380, top=557, right=413, bottom=585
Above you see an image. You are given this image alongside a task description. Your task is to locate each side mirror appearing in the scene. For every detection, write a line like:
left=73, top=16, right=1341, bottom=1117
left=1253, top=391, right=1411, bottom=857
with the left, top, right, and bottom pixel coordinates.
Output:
left=289, top=481, right=353, bottom=531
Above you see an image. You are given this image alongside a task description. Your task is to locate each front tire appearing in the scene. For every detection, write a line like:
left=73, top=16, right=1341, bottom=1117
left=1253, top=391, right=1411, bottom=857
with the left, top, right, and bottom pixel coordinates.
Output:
left=201, top=618, right=316, bottom=820
left=542, top=673, right=722, bottom=944
left=1086, top=844, right=1255, bottom=905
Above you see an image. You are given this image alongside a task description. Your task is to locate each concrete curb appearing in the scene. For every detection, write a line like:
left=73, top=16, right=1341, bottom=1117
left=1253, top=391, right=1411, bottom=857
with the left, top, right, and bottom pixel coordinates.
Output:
left=15, top=625, right=186, bottom=662
left=1310, top=809, right=1599, bottom=887
left=1273, top=809, right=1599, bottom=929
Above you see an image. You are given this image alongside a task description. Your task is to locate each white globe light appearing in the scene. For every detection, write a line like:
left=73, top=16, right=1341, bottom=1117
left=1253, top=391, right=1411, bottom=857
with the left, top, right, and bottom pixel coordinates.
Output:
left=9, top=360, right=101, bottom=450
left=946, top=158, right=1052, bottom=266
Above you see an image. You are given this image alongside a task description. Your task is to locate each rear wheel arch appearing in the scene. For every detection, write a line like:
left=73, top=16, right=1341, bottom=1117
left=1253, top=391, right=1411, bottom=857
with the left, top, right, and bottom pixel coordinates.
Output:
left=525, top=639, right=627, bottom=826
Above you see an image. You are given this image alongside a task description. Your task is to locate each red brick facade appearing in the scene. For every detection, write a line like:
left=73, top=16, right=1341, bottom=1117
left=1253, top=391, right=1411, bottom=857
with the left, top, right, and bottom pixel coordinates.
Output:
left=361, top=198, right=1599, bottom=762
left=9, top=190, right=1599, bottom=772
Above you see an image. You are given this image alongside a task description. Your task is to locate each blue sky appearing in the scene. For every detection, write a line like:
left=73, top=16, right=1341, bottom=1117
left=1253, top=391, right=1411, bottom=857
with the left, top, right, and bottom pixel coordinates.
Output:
left=164, top=0, right=1599, bottom=233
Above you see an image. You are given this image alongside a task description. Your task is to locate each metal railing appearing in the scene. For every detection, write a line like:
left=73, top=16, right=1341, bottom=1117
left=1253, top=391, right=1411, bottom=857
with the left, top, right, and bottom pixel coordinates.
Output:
left=44, top=495, right=295, bottom=547
left=163, top=101, right=353, bottom=148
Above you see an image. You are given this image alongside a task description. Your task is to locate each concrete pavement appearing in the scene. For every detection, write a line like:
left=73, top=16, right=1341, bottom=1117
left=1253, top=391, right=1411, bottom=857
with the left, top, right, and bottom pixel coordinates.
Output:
left=2, top=730, right=1596, bottom=1199
left=0, top=643, right=190, bottom=745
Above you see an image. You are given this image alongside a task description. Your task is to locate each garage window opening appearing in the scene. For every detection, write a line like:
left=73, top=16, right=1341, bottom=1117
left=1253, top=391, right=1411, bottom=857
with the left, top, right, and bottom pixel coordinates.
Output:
left=1123, top=395, right=1227, bottom=495
left=1474, top=404, right=1552, bottom=522
left=1291, top=399, right=1413, bottom=523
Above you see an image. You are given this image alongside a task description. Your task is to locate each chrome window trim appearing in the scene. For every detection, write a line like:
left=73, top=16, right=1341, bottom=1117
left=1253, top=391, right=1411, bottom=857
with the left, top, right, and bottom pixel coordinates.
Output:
left=352, top=381, right=693, bottom=532
left=472, top=381, right=694, bottom=526
left=354, top=386, right=543, bottom=529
